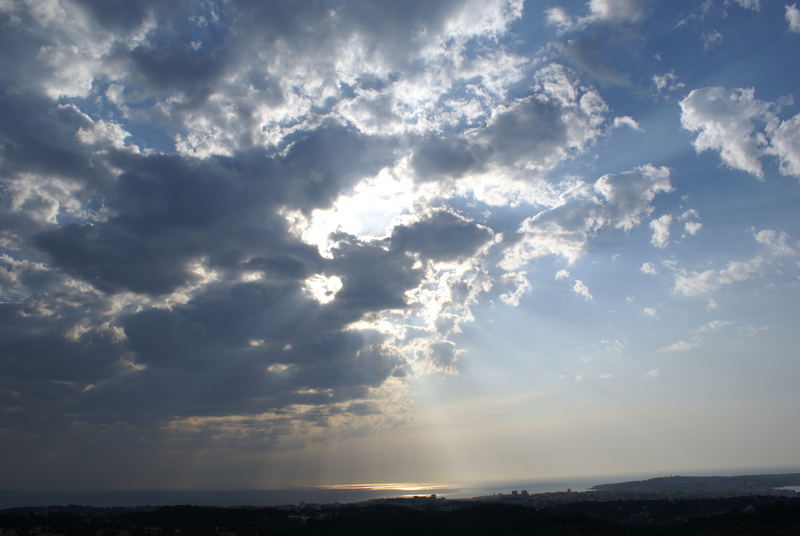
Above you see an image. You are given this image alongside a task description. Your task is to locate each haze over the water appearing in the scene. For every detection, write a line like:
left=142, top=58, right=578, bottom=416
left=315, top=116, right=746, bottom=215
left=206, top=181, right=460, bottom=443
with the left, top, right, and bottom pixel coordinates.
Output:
left=1, top=0, right=799, bottom=494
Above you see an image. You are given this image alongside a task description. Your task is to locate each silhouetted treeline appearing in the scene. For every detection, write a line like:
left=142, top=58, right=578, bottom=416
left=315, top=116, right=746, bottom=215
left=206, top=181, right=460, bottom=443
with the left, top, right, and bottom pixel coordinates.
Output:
left=2, top=497, right=800, bottom=535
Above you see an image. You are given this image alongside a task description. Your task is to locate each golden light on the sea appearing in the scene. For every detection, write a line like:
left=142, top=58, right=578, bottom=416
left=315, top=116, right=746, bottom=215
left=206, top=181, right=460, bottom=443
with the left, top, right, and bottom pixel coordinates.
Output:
left=318, top=482, right=452, bottom=492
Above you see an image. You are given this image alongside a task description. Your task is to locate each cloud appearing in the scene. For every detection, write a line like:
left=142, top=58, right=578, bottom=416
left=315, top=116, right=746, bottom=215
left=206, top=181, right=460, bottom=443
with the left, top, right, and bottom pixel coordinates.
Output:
left=680, top=209, right=703, bottom=237
left=652, top=71, right=685, bottom=96
left=644, top=307, right=659, bottom=318
left=545, top=0, right=645, bottom=33
left=674, top=256, right=765, bottom=296
left=649, top=214, right=673, bottom=248
left=787, top=4, right=800, bottom=32
left=613, top=116, right=642, bottom=130
left=734, top=0, right=761, bottom=11
left=680, top=87, right=770, bottom=177
left=545, top=6, right=576, bottom=33
left=680, top=86, right=800, bottom=179
left=391, top=210, right=493, bottom=262
left=693, top=320, right=734, bottom=333
left=753, top=228, right=797, bottom=255
left=658, top=339, right=698, bottom=353
left=572, top=279, right=594, bottom=301
left=6, top=0, right=794, bottom=487
left=588, top=0, right=647, bottom=23
left=499, top=272, right=532, bottom=306
left=701, top=30, right=724, bottom=51
left=767, top=113, right=800, bottom=177
left=501, top=165, right=672, bottom=268
left=641, top=262, right=658, bottom=274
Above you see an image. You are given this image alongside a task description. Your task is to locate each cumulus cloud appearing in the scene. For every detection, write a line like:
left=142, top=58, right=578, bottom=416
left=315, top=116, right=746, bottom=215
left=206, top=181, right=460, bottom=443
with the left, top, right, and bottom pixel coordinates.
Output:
left=650, top=214, right=673, bottom=248
left=391, top=210, right=493, bottom=262
left=680, top=86, right=800, bottom=179
left=767, top=113, right=800, bottom=177
left=0, top=0, right=554, bottom=467
left=680, top=209, right=703, bottom=237
left=501, top=165, right=672, bottom=268
left=787, top=4, right=800, bottom=32
left=753, top=228, right=797, bottom=255
left=674, top=257, right=765, bottom=296
left=588, top=0, right=647, bottom=23
left=613, top=116, right=643, bottom=130
left=641, top=262, right=658, bottom=274
left=545, top=0, right=645, bottom=33
left=680, top=87, right=770, bottom=177
left=643, top=307, right=659, bottom=318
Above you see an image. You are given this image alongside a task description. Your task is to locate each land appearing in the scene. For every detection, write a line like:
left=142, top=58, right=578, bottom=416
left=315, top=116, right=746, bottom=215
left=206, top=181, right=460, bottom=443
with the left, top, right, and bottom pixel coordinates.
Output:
left=2, top=473, right=799, bottom=535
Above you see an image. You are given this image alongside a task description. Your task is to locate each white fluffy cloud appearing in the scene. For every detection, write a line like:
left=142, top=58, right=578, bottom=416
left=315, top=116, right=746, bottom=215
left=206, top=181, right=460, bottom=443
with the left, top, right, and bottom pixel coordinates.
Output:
left=649, top=214, right=673, bottom=248
left=674, top=257, right=765, bottom=296
left=680, top=209, right=703, bottom=237
left=680, top=86, right=800, bottom=179
left=588, top=0, right=646, bottom=23
left=787, top=4, right=800, bottom=32
left=680, top=87, right=771, bottom=177
left=753, top=229, right=797, bottom=256
left=767, top=113, right=800, bottom=177
left=501, top=165, right=672, bottom=269
left=641, top=262, right=658, bottom=275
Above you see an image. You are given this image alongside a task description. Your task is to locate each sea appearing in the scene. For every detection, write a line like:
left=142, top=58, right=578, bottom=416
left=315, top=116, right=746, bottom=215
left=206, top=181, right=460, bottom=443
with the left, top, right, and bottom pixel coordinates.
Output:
left=0, top=477, right=610, bottom=510
left=2, top=467, right=798, bottom=509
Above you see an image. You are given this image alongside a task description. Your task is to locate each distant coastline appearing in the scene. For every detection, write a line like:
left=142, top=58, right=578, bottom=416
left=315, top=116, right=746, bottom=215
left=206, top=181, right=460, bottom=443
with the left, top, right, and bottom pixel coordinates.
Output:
left=3, top=471, right=800, bottom=510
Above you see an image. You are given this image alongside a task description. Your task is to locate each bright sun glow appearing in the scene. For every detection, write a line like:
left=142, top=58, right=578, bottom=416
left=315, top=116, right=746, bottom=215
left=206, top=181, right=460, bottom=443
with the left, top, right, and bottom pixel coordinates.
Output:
left=291, top=161, right=419, bottom=257
left=303, top=274, right=343, bottom=304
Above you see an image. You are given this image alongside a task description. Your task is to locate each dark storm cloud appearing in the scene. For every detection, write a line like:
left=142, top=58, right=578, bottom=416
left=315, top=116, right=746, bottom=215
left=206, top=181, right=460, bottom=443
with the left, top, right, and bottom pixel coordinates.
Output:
left=0, top=302, right=123, bottom=383
left=331, top=234, right=424, bottom=313
left=0, top=0, right=519, bottom=468
left=71, top=0, right=180, bottom=32
left=412, top=136, right=483, bottom=181
left=2, top=115, right=414, bottom=443
left=0, top=93, right=109, bottom=187
left=33, top=124, right=388, bottom=295
left=77, top=279, right=405, bottom=421
left=487, top=98, right=570, bottom=163
left=391, top=211, right=493, bottom=262
left=127, top=41, right=232, bottom=101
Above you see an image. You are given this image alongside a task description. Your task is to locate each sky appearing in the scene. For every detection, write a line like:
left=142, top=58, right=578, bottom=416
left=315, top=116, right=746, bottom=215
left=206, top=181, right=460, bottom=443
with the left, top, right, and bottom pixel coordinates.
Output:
left=1, top=0, right=800, bottom=492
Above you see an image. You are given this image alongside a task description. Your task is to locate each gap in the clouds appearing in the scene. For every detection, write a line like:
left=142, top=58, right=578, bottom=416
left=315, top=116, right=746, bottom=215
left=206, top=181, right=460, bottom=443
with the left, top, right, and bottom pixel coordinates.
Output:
left=61, top=82, right=177, bottom=154
left=643, top=2, right=800, bottom=98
